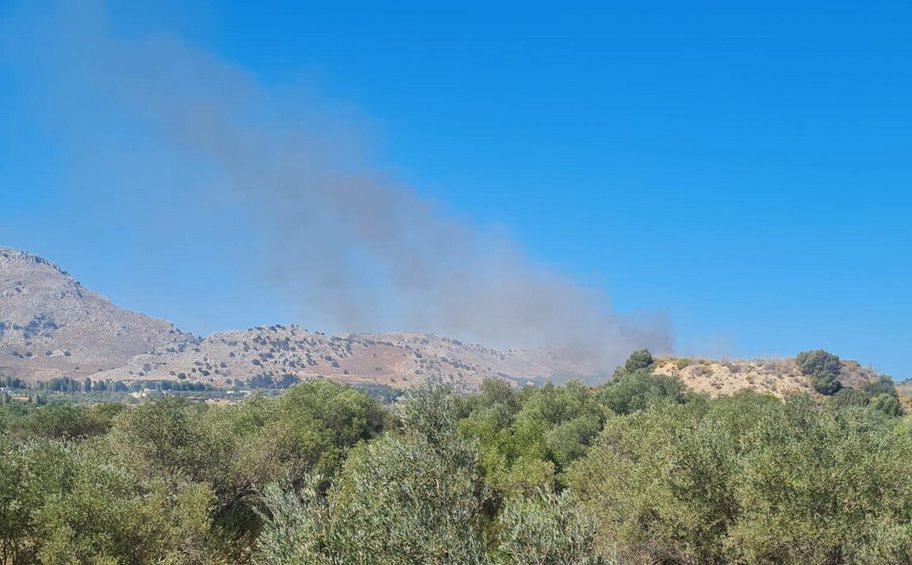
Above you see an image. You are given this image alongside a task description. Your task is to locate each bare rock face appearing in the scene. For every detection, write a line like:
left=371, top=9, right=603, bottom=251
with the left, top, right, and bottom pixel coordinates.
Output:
left=0, top=247, right=191, bottom=380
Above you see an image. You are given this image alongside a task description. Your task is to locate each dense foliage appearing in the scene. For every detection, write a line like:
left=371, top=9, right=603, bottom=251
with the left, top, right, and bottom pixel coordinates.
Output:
left=796, top=349, right=843, bottom=395
left=0, top=351, right=909, bottom=564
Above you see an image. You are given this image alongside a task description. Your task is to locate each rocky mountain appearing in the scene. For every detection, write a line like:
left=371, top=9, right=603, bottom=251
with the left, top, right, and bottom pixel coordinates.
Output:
left=0, top=247, right=191, bottom=381
left=0, top=247, right=605, bottom=389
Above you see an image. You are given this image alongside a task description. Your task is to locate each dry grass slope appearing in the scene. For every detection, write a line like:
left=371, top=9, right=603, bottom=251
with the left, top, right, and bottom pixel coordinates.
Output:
left=654, top=356, right=884, bottom=398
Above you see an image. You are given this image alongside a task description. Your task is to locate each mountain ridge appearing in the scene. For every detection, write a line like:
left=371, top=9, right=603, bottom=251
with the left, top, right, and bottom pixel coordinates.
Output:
left=0, top=247, right=606, bottom=389
left=0, top=246, right=893, bottom=396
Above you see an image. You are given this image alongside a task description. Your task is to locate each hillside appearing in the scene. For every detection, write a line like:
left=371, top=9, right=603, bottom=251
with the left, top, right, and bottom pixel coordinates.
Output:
left=0, top=247, right=605, bottom=389
left=0, top=247, right=191, bottom=381
left=653, top=356, right=884, bottom=399
left=92, top=326, right=606, bottom=391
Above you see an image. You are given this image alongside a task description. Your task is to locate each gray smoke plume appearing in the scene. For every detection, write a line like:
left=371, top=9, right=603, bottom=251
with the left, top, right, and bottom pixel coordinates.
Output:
left=2, top=1, right=672, bottom=369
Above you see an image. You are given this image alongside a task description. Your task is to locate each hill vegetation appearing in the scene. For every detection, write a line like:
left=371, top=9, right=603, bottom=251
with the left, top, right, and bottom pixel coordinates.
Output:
left=92, top=326, right=605, bottom=391
left=652, top=350, right=889, bottom=400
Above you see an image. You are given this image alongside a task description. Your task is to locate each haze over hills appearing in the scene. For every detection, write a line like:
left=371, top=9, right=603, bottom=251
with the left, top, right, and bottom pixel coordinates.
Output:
left=94, top=327, right=613, bottom=392
left=0, top=247, right=607, bottom=389
left=0, top=246, right=891, bottom=395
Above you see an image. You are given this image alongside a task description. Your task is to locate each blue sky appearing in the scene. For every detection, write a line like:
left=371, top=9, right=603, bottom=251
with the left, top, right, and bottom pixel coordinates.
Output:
left=2, top=1, right=912, bottom=376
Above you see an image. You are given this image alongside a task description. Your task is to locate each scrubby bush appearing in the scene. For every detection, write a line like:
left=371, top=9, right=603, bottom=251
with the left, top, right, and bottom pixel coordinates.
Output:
left=796, top=349, right=843, bottom=394
left=104, top=380, right=389, bottom=553
left=831, top=377, right=902, bottom=416
left=493, top=489, right=606, bottom=564
left=256, top=384, right=488, bottom=564
left=870, top=393, right=902, bottom=417
left=832, top=387, right=869, bottom=407
left=458, top=380, right=605, bottom=496
left=0, top=438, right=211, bottom=563
left=597, top=369, right=689, bottom=415
left=569, top=393, right=912, bottom=564
left=863, top=374, right=899, bottom=397
left=624, top=349, right=655, bottom=372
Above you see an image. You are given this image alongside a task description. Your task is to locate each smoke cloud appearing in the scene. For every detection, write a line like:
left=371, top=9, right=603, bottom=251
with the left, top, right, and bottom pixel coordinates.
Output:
left=2, top=2, right=671, bottom=369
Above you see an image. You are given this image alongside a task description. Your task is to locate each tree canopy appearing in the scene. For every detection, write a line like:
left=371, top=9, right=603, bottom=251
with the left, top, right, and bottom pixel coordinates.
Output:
left=0, top=358, right=909, bottom=564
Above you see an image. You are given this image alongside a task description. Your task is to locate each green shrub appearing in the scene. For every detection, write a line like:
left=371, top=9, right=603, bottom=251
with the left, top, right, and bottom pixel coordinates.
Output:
left=863, top=375, right=899, bottom=397
left=493, top=489, right=607, bottom=564
left=459, top=380, right=604, bottom=496
left=256, top=384, right=488, bottom=564
left=569, top=394, right=912, bottom=564
left=870, top=393, right=902, bottom=417
left=796, top=349, right=843, bottom=395
left=832, top=387, right=869, bottom=407
left=624, top=349, right=655, bottom=372
left=598, top=370, right=688, bottom=415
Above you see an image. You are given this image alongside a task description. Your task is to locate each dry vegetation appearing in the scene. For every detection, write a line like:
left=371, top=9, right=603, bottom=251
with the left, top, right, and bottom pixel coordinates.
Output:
left=653, top=355, right=885, bottom=399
